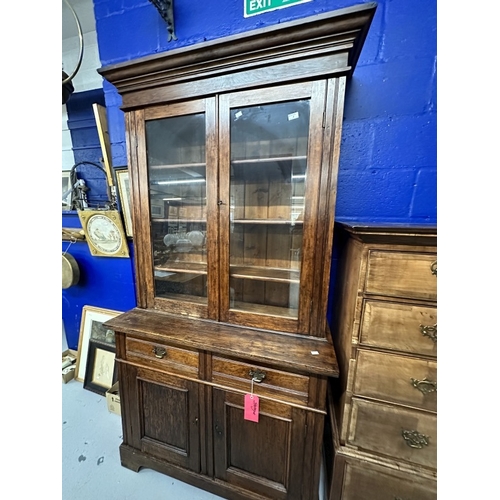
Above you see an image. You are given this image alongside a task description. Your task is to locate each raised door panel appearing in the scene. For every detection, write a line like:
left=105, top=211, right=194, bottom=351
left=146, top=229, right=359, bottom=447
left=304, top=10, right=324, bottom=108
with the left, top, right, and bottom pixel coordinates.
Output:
left=341, top=461, right=437, bottom=500
left=365, top=251, right=437, bottom=301
left=354, top=349, right=437, bottom=412
left=213, top=388, right=308, bottom=500
left=134, top=367, right=201, bottom=472
left=360, top=300, right=437, bottom=356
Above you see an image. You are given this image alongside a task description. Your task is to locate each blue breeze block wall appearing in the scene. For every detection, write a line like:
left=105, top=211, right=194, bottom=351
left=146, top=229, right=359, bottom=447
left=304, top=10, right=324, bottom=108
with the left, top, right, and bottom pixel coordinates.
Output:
left=61, top=0, right=436, bottom=349
left=94, top=0, right=437, bottom=224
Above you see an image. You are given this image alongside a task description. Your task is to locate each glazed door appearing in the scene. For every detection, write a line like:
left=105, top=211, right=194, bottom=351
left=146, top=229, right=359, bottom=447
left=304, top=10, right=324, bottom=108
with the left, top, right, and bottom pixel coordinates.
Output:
left=218, top=82, right=328, bottom=333
left=134, top=98, right=219, bottom=318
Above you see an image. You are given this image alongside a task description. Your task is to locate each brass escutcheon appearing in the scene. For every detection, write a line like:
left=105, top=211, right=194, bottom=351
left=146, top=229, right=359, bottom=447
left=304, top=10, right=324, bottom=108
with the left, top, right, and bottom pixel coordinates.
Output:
left=430, top=260, right=437, bottom=276
left=420, top=324, right=437, bottom=343
left=410, top=377, right=437, bottom=395
left=152, top=346, right=167, bottom=359
left=249, top=369, right=266, bottom=383
left=402, top=429, right=429, bottom=449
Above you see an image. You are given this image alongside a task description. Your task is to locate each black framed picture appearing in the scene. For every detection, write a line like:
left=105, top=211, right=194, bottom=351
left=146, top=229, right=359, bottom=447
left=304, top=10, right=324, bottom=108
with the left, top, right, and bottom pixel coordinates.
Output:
left=83, top=339, right=118, bottom=396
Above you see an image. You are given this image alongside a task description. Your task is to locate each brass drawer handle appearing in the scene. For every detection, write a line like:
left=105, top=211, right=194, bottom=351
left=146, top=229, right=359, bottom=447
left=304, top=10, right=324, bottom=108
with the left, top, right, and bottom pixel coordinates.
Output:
left=410, top=377, right=437, bottom=395
left=249, top=369, right=266, bottom=383
left=430, top=260, right=437, bottom=276
left=419, top=324, right=437, bottom=343
left=402, top=429, right=429, bottom=449
left=152, top=346, right=167, bottom=359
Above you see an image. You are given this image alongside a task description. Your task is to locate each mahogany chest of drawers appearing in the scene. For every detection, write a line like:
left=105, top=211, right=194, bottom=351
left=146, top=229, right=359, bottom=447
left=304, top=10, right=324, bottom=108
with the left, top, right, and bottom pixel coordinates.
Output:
left=324, top=224, right=437, bottom=500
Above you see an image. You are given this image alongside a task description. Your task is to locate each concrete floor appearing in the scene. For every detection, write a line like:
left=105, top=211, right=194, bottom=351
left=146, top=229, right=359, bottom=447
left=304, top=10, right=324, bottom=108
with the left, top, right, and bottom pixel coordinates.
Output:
left=62, top=379, right=225, bottom=500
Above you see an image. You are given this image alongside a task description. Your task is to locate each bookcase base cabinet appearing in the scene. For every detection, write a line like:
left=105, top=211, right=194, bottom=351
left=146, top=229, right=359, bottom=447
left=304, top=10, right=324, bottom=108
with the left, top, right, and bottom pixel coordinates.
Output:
left=108, top=310, right=337, bottom=500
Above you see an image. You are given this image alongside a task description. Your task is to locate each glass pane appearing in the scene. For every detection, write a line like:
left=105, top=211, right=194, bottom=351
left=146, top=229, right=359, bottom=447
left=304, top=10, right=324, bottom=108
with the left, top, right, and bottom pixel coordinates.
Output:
left=229, top=100, right=310, bottom=318
left=146, top=113, right=207, bottom=304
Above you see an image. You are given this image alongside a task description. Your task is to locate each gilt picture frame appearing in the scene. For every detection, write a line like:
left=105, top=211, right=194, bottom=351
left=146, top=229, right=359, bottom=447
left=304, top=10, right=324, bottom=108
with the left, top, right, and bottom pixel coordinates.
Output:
left=116, top=168, right=133, bottom=237
left=75, top=306, right=122, bottom=382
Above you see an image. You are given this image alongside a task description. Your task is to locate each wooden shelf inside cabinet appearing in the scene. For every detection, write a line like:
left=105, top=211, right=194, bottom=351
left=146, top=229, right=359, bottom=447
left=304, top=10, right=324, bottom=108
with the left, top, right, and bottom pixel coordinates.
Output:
left=230, top=265, right=299, bottom=284
left=154, top=263, right=207, bottom=280
left=149, top=162, right=206, bottom=170
left=153, top=219, right=207, bottom=224
left=231, top=155, right=307, bottom=164
left=231, top=300, right=298, bottom=318
left=232, top=219, right=303, bottom=225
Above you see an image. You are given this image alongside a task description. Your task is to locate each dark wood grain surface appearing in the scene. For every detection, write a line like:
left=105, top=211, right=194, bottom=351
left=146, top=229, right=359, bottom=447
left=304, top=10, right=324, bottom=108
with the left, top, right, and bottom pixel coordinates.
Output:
left=105, top=307, right=339, bottom=377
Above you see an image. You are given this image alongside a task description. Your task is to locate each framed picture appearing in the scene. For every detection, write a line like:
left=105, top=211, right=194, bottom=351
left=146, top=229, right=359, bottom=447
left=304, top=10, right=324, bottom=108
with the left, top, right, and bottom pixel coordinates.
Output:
left=83, top=340, right=118, bottom=396
left=151, top=199, right=165, bottom=219
left=62, top=170, right=72, bottom=210
left=75, top=306, right=122, bottom=382
left=116, top=168, right=133, bottom=237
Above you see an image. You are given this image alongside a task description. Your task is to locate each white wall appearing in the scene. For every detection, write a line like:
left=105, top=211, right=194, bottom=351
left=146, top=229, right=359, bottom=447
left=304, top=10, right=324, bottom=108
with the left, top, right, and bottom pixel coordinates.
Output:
left=62, top=0, right=102, bottom=172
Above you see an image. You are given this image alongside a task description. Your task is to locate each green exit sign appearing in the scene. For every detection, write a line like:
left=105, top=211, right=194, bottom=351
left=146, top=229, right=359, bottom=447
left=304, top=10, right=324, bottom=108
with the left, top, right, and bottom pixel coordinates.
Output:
left=244, top=0, right=312, bottom=18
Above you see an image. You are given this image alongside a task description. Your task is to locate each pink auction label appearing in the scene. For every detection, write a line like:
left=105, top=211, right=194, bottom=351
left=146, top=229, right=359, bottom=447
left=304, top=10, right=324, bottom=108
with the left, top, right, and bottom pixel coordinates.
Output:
left=244, top=393, right=260, bottom=422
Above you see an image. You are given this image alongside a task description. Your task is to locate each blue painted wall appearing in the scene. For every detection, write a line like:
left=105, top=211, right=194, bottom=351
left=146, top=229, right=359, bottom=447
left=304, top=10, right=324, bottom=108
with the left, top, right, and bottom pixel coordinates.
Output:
left=63, top=0, right=436, bottom=348
left=94, top=0, right=436, bottom=224
left=63, top=88, right=137, bottom=350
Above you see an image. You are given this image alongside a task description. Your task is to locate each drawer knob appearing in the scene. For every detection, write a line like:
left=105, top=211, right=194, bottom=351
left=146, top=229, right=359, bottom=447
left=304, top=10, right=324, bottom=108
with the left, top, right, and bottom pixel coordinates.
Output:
left=402, top=429, right=429, bottom=449
left=410, top=377, right=437, bottom=395
left=430, top=260, right=437, bottom=276
left=419, top=324, right=437, bottom=343
left=152, top=346, right=167, bottom=359
left=249, top=369, right=266, bottom=383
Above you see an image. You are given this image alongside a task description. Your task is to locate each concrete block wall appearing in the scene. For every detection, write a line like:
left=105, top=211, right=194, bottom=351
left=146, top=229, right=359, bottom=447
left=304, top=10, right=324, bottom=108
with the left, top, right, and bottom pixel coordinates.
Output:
left=94, top=0, right=437, bottom=224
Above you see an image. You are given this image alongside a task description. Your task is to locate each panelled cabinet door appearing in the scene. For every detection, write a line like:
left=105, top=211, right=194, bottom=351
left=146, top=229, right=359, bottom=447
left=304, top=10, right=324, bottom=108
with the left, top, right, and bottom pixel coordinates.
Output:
left=212, top=388, right=309, bottom=500
left=218, top=82, right=328, bottom=333
left=125, top=365, right=201, bottom=472
left=136, top=98, right=219, bottom=319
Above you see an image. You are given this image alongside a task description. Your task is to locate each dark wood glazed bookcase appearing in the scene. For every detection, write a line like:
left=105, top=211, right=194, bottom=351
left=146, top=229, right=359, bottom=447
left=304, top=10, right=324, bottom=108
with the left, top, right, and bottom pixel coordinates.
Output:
left=101, top=4, right=377, bottom=499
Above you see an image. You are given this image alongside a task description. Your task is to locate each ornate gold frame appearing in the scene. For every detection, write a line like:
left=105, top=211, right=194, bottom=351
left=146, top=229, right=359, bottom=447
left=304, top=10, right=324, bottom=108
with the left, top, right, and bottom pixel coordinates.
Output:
left=78, top=209, right=129, bottom=258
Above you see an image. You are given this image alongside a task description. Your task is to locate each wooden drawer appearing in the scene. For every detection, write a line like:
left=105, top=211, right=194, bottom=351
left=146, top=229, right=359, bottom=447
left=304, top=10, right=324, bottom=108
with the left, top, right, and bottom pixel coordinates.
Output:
left=365, top=251, right=437, bottom=301
left=347, top=398, right=436, bottom=470
left=341, top=460, right=437, bottom=500
left=354, top=349, right=437, bottom=412
left=360, top=300, right=437, bottom=356
left=211, top=356, right=310, bottom=406
left=126, top=336, right=200, bottom=378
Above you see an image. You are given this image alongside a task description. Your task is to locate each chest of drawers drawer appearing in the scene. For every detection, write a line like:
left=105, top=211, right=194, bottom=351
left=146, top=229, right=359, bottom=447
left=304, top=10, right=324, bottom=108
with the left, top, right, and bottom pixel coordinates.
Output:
left=211, top=356, right=310, bottom=406
left=353, top=349, right=437, bottom=412
left=125, top=336, right=200, bottom=378
left=341, top=460, right=437, bottom=500
left=360, top=300, right=437, bottom=355
left=365, top=250, right=437, bottom=301
left=347, top=398, right=436, bottom=470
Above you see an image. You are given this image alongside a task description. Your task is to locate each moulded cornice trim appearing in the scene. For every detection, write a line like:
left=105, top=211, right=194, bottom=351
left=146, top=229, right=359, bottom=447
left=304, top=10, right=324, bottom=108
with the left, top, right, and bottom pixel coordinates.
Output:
left=99, top=2, right=376, bottom=106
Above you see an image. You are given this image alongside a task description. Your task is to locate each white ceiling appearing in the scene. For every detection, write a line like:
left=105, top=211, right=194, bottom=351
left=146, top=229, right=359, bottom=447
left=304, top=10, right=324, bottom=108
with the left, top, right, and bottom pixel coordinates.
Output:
left=62, top=0, right=96, bottom=40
